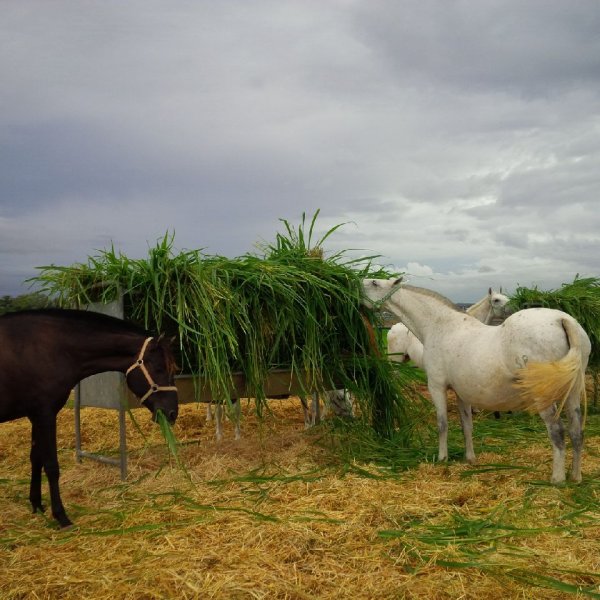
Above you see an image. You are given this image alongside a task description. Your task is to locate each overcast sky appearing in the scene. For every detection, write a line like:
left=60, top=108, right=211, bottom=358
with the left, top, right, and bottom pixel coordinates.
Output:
left=2, top=1, right=599, bottom=302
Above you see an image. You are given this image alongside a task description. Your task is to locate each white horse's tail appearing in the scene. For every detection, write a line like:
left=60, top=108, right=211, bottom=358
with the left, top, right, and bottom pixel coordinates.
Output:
left=514, top=318, right=587, bottom=417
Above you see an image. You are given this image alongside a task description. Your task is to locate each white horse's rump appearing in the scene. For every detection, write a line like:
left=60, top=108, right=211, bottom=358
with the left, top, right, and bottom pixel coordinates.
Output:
left=364, top=278, right=591, bottom=483
left=387, top=288, right=509, bottom=368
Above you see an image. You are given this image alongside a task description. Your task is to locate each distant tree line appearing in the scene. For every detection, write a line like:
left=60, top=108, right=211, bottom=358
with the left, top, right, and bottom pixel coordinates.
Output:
left=0, top=292, right=55, bottom=315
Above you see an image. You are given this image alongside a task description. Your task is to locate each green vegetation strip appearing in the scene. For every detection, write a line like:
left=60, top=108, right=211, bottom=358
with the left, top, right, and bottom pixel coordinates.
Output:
left=31, top=212, right=417, bottom=439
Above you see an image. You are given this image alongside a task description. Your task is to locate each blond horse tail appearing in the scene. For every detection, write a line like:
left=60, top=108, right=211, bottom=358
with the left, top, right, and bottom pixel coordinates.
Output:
left=514, top=318, right=587, bottom=420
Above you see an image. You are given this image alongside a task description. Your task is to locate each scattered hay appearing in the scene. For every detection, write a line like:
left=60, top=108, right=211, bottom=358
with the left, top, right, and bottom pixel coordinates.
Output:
left=2, top=395, right=600, bottom=599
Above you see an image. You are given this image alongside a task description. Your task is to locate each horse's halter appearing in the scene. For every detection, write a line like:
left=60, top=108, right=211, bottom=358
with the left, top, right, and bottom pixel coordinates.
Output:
left=126, top=337, right=178, bottom=405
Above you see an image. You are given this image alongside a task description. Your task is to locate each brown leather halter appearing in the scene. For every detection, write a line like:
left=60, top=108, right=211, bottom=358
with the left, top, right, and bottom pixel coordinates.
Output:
left=126, top=337, right=178, bottom=405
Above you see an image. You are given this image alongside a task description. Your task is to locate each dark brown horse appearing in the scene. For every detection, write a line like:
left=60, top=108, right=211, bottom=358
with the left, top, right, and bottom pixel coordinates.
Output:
left=0, top=308, right=179, bottom=528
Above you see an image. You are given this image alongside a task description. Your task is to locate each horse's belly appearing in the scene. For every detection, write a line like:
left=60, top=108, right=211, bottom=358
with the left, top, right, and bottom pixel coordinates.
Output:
left=444, top=355, right=523, bottom=411
left=453, top=377, right=523, bottom=412
left=0, top=405, right=28, bottom=423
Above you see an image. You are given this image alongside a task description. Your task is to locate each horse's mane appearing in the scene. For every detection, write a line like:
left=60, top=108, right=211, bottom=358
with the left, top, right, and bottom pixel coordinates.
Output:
left=1, top=308, right=148, bottom=335
left=400, top=284, right=462, bottom=312
left=159, top=338, right=179, bottom=376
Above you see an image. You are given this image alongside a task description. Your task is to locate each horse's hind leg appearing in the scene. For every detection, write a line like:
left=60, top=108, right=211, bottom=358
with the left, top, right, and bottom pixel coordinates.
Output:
left=456, top=396, right=476, bottom=464
left=30, top=415, right=72, bottom=528
left=565, top=391, right=584, bottom=483
left=539, top=405, right=566, bottom=484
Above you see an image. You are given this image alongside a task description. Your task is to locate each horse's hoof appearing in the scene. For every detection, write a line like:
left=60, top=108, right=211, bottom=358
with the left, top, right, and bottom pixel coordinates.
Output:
left=54, top=512, right=73, bottom=529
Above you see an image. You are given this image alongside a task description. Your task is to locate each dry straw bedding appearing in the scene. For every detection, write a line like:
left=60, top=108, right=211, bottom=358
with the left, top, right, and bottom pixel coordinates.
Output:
left=2, top=394, right=600, bottom=599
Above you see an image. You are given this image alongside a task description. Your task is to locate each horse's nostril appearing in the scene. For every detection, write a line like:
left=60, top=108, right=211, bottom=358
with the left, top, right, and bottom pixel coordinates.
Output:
left=168, top=409, right=177, bottom=423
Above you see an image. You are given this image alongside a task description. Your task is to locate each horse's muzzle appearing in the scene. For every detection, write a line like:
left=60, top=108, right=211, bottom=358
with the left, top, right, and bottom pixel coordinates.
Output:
left=152, top=407, right=178, bottom=424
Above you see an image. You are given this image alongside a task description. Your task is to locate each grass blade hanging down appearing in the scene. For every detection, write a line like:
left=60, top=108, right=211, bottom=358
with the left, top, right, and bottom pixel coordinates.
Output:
left=30, top=212, right=419, bottom=441
left=156, top=410, right=179, bottom=455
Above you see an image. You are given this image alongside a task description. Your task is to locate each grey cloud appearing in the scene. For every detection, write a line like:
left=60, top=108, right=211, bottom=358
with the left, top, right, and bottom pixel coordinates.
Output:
left=478, top=266, right=495, bottom=274
left=352, top=0, right=600, bottom=97
left=499, top=157, right=600, bottom=209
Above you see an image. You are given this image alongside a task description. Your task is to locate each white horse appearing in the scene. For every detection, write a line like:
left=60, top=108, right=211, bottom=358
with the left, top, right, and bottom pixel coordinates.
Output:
left=388, top=288, right=510, bottom=368
left=364, top=278, right=591, bottom=483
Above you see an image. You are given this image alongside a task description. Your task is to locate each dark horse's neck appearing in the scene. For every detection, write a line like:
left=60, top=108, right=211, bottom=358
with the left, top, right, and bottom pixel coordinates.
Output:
left=4, top=309, right=149, bottom=383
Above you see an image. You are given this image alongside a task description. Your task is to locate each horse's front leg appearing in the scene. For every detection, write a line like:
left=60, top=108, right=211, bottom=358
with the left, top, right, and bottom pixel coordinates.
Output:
left=28, top=420, right=45, bottom=514
left=30, top=415, right=72, bottom=528
left=456, top=395, right=476, bottom=464
left=428, top=384, right=449, bottom=462
left=539, top=404, right=566, bottom=484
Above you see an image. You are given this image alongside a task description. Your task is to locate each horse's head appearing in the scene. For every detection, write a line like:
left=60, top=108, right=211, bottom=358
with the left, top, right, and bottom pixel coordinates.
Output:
left=387, top=322, right=412, bottom=363
left=488, top=287, right=511, bottom=318
left=125, top=336, right=179, bottom=424
left=362, top=277, right=403, bottom=307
